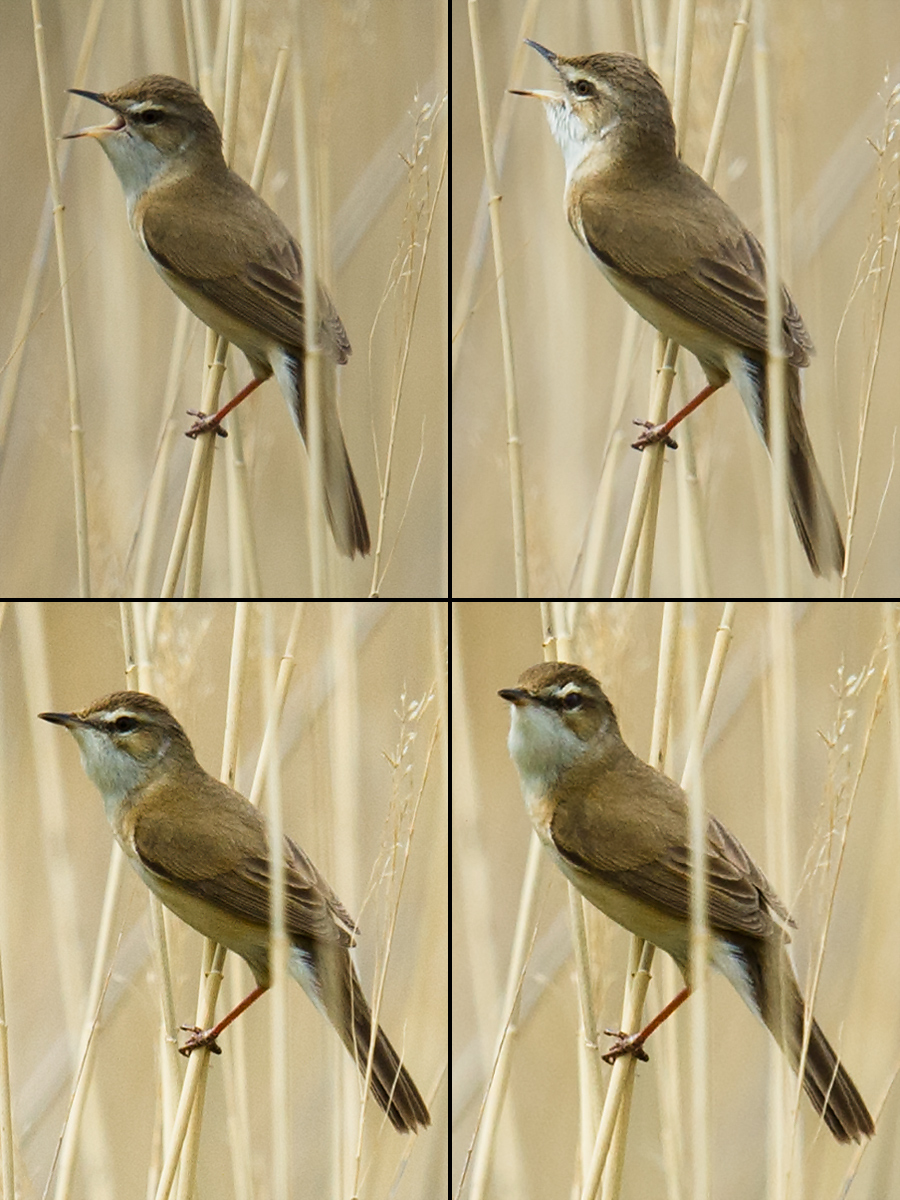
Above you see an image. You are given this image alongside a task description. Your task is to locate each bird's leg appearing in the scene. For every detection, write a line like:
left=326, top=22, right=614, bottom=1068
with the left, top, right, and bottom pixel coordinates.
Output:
left=602, top=984, right=692, bottom=1063
left=632, top=381, right=724, bottom=450
left=186, top=376, right=266, bottom=437
left=179, top=983, right=268, bottom=1055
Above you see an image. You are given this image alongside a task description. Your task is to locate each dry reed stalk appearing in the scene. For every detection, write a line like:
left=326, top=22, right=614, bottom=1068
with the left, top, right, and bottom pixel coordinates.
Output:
left=368, top=98, right=446, bottom=597
left=20, top=603, right=116, bottom=1199
left=31, top=0, right=90, bottom=595
left=468, top=0, right=529, bottom=595
left=0, top=949, right=14, bottom=1200
left=754, top=5, right=792, bottom=594
left=838, top=80, right=900, bottom=588
left=0, top=0, right=103, bottom=456
left=614, top=7, right=750, bottom=595
left=287, top=14, right=327, bottom=594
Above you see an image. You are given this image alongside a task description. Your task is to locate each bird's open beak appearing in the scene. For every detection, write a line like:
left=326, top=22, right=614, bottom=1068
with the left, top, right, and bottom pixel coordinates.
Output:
left=510, top=39, right=564, bottom=102
left=63, top=88, right=125, bottom=139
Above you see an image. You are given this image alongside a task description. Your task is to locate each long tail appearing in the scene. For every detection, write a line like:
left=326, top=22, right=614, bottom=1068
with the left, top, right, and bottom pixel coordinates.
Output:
left=278, top=353, right=371, bottom=558
left=754, top=945, right=874, bottom=1143
left=342, top=961, right=431, bottom=1133
left=291, top=943, right=430, bottom=1133
left=742, top=357, right=844, bottom=577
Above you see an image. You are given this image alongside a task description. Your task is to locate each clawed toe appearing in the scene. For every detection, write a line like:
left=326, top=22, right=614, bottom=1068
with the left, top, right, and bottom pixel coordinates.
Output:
left=631, top=420, right=678, bottom=451
left=185, top=410, right=228, bottom=439
left=602, top=1028, right=650, bottom=1064
left=179, top=1024, right=223, bottom=1056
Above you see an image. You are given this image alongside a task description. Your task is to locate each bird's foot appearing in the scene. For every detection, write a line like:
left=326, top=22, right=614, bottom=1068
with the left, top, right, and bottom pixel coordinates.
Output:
left=185, top=410, right=228, bottom=438
left=602, top=1028, right=650, bottom=1064
left=631, top=420, right=678, bottom=451
left=179, top=1024, right=223, bottom=1056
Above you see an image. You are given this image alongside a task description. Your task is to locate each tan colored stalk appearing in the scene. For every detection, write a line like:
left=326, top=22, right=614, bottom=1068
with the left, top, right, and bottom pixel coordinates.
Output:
left=452, top=611, right=528, bottom=1200
left=369, top=103, right=447, bottom=596
left=466, top=602, right=553, bottom=1200
left=161, top=361, right=224, bottom=596
left=591, top=603, right=735, bottom=1198
left=452, top=0, right=541, bottom=382
left=132, top=307, right=194, bottom=596
left=174, top=600, right=251, bottom=1200
left=754, top=4, right=791, bottom=593
left=261, top=606, right=290, bottom=1200
left=0, top=948, right=14, bottom=1200
left=20, top=603, right=116, bottom=1199
left=614, top=5, right=751, bottom=595
left=683, top=605, right=710, bottom=1200
left=184, top=365, right=218, bottom=596
left=839, top=83, right=900, bottom=590
left=31, top=0, right=91, bottom=594
left=0, top=0, right=104, bottom=454
left=122, top=604, right=184, bottom=1151
left=468, top=0, right=529, bottom=595
left=601, top=601, right=682, bottom=1200
left=288, top=13, right=326, bottom=593
left=545, top=606, right=606, bottom=1159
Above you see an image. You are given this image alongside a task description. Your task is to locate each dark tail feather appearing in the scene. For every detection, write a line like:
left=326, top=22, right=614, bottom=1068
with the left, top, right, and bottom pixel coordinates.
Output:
left=782, top=367, right=845, bottom=578
left=317, top=433, right=370, bottom=559
left=743, top=358, right=845, bottom=577
left=345, top=966, right=431, bottom=1133
left=318, top=949, right=430, bottom=1133
left=757, top=947, right=874, bottom=1143
left=800, top=1017, right=875, bottom=1143
left=284, top=354, right=371, bottom=558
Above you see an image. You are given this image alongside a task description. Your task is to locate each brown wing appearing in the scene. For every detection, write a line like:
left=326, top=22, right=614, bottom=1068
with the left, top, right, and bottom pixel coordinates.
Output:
left=573, top=158, right=812, bottom=367
left=597, top=815, right=793, bottom=940
left=549, top=749, right=793, bottom=940
left=140, top=166, right=350, bottom=363
left=132, top=781, right=355, bottom=947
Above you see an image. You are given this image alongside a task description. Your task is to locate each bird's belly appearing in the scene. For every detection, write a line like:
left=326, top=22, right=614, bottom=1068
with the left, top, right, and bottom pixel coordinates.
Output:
left=588, top=252, right=731, bottom=388
left=562, top=858, right=693, bottom=966
left=131, top=859, right=271, bottom=985
left=150, top=257, right=278, bottom=379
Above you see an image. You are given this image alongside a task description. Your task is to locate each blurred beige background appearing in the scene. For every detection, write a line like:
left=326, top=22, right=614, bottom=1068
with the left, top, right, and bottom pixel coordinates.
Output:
left=2, top=601, right=447, bottom=1198
left=453, top=2, right=900, bottom=595
left=453, top=601, right=897, bottom=1197
left=0, top=2, right=447, bottom=596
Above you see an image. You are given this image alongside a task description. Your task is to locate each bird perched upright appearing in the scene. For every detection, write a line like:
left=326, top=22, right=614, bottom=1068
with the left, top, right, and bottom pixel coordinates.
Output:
left=512, top=44, right=844, bottom=577
left=40, top=691, right=429, bottom=1132
left=66, top=75, right=370, bottom=558
left=500, top=662, right=873, bottom=1143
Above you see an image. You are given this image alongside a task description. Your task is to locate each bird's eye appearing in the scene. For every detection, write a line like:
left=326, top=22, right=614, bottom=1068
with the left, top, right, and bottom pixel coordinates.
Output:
left=573, top=80, right=594, bottom=98
left=560, top=693, right=583, bottom=711
left=112, top=716, right=138, bottom=733
left=137, top=110, right=163, bottom=125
